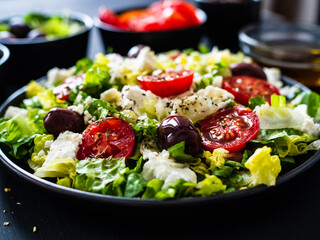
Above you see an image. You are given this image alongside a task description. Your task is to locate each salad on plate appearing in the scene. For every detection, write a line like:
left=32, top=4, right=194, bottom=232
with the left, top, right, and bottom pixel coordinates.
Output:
left=1, top=45, right=320, bottom=200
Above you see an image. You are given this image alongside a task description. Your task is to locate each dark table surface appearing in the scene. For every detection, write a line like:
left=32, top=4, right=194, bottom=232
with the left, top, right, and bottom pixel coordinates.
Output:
left=1, top=0, right=320, bottom=239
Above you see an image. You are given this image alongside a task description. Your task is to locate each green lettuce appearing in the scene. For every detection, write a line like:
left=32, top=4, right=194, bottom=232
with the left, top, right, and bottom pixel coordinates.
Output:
left=34, top=159, right=77, bottom=184
left=124, top=173, right=147, bottom=198
left=75, top=157, right=126, bottom=194
left=167, top=141, right=198, bottom=163
left=84, top=98, right=120, bottom=119
left=0, top=115, right=38, bottom=159
left=195, top=174, right=227, bottom=197
left=27, top=108, right=48, bottom=134
left=152, top=179, right=192, bottom=200
left=248, top=96, right=266, bottom=110
left=251, top=129, right=320, bottom=158
left=37, top=89, right=68, bottom=110
left=74, top=58, right=93, bottom=75
left=28, top=134, right=54, bottom=171
left=299, top=92, right=320, bottom=118
left=83, top=54, right=111, bottom=97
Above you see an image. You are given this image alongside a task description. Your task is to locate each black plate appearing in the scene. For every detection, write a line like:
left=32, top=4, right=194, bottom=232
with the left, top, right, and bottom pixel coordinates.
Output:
left=0, top=75, right=318, bottom=215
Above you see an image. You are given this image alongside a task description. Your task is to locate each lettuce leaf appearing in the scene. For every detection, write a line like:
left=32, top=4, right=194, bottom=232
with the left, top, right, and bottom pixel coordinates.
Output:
left=124, top=173, right=147, bottom=198
left=0, top=115, right=38, bottom=159
left=34, top=158, right=77, bottom=180
left=75, top=157, right=126, bottom=194
left=74, top=57, right=93, bottom=75
left=84, top=98, right=120, bottom=119
left=299, top=92, right=320, bottom=118
left=141, top=179, right=164, bottom=199
left=244, top=146, right=281, bottom=187
left=83, top=54, right=111, bottom=97
left=28, top=134, right=54, bottom=171
left=195, top=174, right=226, bottom=197
left=37, top=89, right=68, bottom=110
left=252, top=128, right=319, bottom=158
left=167, top=141, right=198, bottom=163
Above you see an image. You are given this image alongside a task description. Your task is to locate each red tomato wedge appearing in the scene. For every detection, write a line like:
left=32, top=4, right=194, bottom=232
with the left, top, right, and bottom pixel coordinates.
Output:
left=76, top=118, right=135, bottom=160
left=53, top=75, right=85, bottom=101
left=137, top=70, right=193, bottom=98
left=222, top=76, right=280, bottom=104
left=200, top=105, right=260, bottom=152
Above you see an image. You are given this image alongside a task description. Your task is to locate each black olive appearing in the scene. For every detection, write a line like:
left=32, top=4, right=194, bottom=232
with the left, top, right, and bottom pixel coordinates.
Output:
left=157, top=115, right=202, bottom=156
left=230, top=63, right=267, bottom=80
left=43, top=108, right=85, bottom=137
left=127, top=44, right=146, bottom=58
left=9, top=17, right=31, bottom=38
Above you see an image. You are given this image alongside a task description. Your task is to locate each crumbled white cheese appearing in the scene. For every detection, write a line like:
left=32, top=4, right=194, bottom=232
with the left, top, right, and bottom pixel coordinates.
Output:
left=119, top=85, right=159, bottom=115
left=156, top=85, right=234, bottom=122
left=119, top=85, right=234, bottom=123
left=4, top=106, right=28, bottom=119
left=140, top=139, right=197, bottom=190
left=43, top=131, right=82, bottom=166
left=131, top=46, right=157, bottom=72
left=46, top=66, right=76, bottom=86
left=83, top=110, right=96, bottom=124
left=280, top=85, right=300, bottom=99
left=264, top=67, right=283, bottom=89
left=68, top=104, right=84, bottom=115
left=84, top=96, right=93, bottom=105
left=294, top=104, right=320, bottom=136
left=100, top=88, right=122, bottom=103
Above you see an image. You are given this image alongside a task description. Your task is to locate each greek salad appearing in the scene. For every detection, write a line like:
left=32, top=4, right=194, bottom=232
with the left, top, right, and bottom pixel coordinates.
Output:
left=1, top=46, right=320, bottom=200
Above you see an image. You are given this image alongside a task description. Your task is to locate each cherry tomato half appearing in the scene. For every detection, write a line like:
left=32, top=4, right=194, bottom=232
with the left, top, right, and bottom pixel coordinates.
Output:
left=76, top=117, right=135, bottom=160
left=53, top=74, right=85, bottom=101
left=222, top=76, right=280, bottom=104
left=137, top=70, right=193, bottom=98
left=200, top=105, right=260, bottom=152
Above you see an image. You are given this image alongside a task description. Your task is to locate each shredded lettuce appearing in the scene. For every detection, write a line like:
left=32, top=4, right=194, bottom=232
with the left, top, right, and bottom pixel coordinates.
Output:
left=83, top=54, right=111, bottom=97
left=0, top=115, right=38, bottom=159
left=26, top=81, right=45, bottom=99
left=34, top=158, right=77, bottom=185
left=84, top=98, right=120, bottom=119
left=195, top=174, right=227, bottom=197
left=29, top=134, right=54, bottom=171
left=294, top=92, right=320, bottom=119
left=167, top=141, right=198, bottom=163
left=244, top=146, right=281, bottom=187
left=37, top=89, right=68, bottom=110
left=74, top=58, right=94, bottom=75
left=75, top=157, right=126, bottom=194
left=248, top=96, right=266, bottom=110
left=252, top=129, right=320, bottom=158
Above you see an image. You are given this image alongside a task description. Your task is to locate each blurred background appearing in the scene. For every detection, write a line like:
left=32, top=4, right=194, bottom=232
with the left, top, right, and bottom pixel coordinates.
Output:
left=0, top=0, right=320, bottom=100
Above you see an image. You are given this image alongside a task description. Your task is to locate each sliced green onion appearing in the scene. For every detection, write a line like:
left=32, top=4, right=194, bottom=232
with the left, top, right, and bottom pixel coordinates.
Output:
left=271, top=94, right=286, bottom=107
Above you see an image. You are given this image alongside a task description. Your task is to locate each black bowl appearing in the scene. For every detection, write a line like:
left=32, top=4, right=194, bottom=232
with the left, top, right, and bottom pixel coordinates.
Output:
left=0, top=11, right=93, bottom=103
left=95, top=7, right=207, bottom=56
left=0, top=75, right=318, bottom=216
left=195, top=0, right=261, bottom=52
